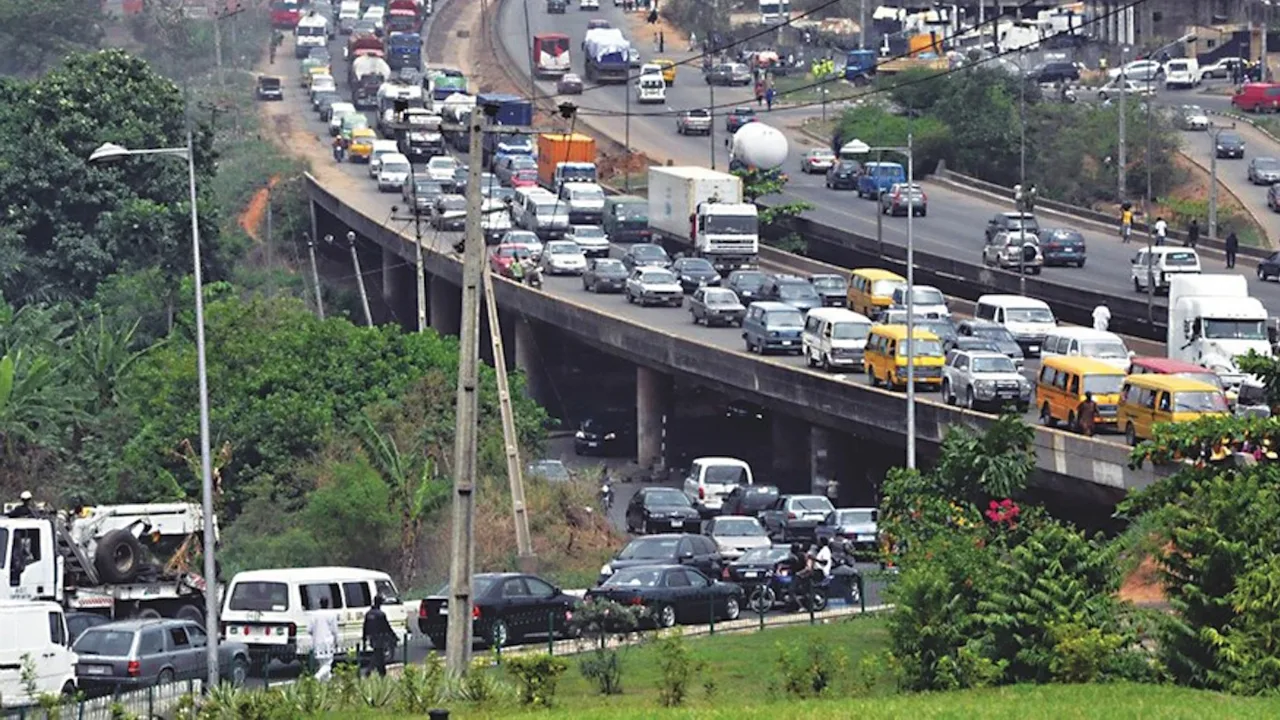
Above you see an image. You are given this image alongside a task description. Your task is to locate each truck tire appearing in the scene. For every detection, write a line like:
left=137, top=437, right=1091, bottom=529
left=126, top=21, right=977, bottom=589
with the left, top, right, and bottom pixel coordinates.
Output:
left=176, top=604, right=205, bottom=624
left=95, top=529, right=144, bottom=583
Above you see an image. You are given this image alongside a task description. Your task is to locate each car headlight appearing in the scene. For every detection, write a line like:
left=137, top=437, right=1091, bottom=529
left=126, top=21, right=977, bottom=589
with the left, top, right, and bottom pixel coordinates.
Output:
left=575, top=430, right=586, bottom=439
left=600, top=564, right=612, bottom=576
left=604, top=432, right=616, bottom=440
left=976, top=379, right=995, bottom=390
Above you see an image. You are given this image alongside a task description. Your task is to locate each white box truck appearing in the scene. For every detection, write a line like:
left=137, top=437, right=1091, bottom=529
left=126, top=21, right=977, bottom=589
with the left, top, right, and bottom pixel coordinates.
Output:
left=647, top=166, right=759, bottom=274
left=1167, top=274, right=1273, bottom=392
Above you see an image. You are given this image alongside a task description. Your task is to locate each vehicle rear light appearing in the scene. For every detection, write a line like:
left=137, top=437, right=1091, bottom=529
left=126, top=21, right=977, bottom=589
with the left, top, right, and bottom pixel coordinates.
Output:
left=127, top=660, right=140, bottom=677
left=698, top=486, right=705, bottom=500
left=630, top=597, right=645, bottom=606
left=472, top=606, right=482, bottom=620
left=787, top=512, right=796, bottom=520
left=287, top=623, right=297, bottom=638
left=721, top=567, right=730, bottom=579
left=419, top=603, right=428, bottom=617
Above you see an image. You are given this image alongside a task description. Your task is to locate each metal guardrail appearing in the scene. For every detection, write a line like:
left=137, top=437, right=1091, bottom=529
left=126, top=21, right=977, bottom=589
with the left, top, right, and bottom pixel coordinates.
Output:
left=3, top=679, right=203, bottom=720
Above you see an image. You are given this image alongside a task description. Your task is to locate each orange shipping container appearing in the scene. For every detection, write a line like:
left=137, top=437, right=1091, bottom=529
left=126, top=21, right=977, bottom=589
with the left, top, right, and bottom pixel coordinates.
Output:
left=537, top=133, right=597, bottom=189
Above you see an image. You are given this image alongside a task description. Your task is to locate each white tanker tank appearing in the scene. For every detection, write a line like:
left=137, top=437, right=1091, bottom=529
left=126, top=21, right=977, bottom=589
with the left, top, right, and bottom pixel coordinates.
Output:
left=729, top=122, right=789, bottom=171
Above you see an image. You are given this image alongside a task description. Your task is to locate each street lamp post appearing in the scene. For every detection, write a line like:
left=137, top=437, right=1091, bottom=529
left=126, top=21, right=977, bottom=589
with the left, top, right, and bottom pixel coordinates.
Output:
left=1018, top=49, right=1026, bottom=188
left=89, top=136, right=220, bottom=690
left=844, top=137, right=916, bottom=470
left=1118, top=46, right=1128, bottom=202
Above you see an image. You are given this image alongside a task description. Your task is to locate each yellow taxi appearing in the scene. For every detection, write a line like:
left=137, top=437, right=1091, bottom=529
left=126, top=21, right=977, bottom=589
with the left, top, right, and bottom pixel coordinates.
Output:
left=347, top=128, right=377, bottom=162
left=847, top=268, right=904, bottom=319
left=1118, top=375, right=1230, bottom=446
left=1035, top=356, right=1125, bottom=432
left=652, top=59, right=677, bottom=85
left=340, top=112, right=370, bottom=141
left=865, top=324, right=945, bottom=390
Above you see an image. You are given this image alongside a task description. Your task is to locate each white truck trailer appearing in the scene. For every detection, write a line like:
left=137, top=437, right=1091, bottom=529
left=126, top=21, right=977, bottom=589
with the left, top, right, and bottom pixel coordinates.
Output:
left=0, top=502, right=218, bottom=622
left=1167, top=274, right=1273, bottom=392
left=647, top=166, right=760, bottom=275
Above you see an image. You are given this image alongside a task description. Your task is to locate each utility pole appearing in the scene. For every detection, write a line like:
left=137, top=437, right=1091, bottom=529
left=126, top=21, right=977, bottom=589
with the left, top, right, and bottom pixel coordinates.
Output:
left=481, top=270, right=535, bottom=567
left=213, top=20, right=224, bottom=87
left=446, top=105, right=489, bottom=674
left=1018, top=49, right=1026, bottom=188
left=709, top=77, right=716, bottom=171
left=342, top=231, right=374, bottom=327
left=1145, top=84, right=1154, bottom=323
left=859, top=0, right=867, bottom=50
left=308, top=233, right=325, bottom=320
left=904, top=131, right=916, bottom=471
left=1207, top=121, right=1235, bottom=239
left=624, top=80, right=632, bottom=192
left=1118, top=48, right=1128, bottom=202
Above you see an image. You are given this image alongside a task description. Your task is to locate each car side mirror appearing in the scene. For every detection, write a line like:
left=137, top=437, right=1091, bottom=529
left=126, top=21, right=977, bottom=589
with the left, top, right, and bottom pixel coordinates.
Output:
left=680, top=551, right=694, bottom=560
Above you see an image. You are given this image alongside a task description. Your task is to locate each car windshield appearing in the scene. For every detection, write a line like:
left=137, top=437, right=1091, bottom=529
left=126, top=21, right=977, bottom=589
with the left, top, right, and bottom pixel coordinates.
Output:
left=831, top=322, right=869, bottom=340
left=415, top=181, right=442, bottom=193
left=871, top=279, right=902, bottom=296
left=505, top=232, right=538, bottom=244
left=704, top=290, right=739, bottom=305
left=497, top=246, right=531, bottom=259
left=594, top=259, right=625, bottom=273
left=703, top=465, right=749, bottom=484
left=382, top=160, right=410, bottom=173
left=1083, top=374, right=1125, bottom=395
left=739, top=547, right=790, bottom=564
left=1177, top=372, right=1224, bottom=389
left=548, top=243, right=579, bottom=254
left=1006, top=308, right=1055, bottom=323
left=916, top=321, right=955, bottom=340
left=704, top=215, right=756, bottom=234
left=535, top=203, right=565, bottom=216
left=618, top=537, right=679, bottom=559
left=570, top=186, right=605, bottom=200
left=1257, top=159, right=1280, bottom=171
left=644, top=490, right=689, bottom=507
left=899, top=339, right=944, bottom=357
left=1220, top=133, right=1242, bottom=144
left=778, top=284, right=819, bottom=301
left=1081, top=340, right=1128, bottom=359
left=769, top=310, right=804, bottom=329
left=573, top=227, right=605, bottom=239
left=809, top=150, right=835, bottom=159
left=438, top=197, right=465, bottom=210
left=908, top=287, right=945, bottom=305
left=603, top=568, right=662, bottom=588
left=971, top=325, right=1014, bottom=341
left=641, top=270, right=677, bottom=284
left=713, top=518, right=765, bottom=536
left=731, top=272, right=765, bottom=288
left=836, top=509, right=877, bottom=525
left=1175, top=391, right=1230, bottom=413
left=793, top=497, right=834, bottom=512
left=677, top=259, right=715, bottom=273
left=228, top=581, right=289, bottom=611
left=634, top=246, right=667, bottom=260
left=810, top=275, right=846, bottom=291
left=614, top=202, right=648, bottom=221
left=74, top=629, right=136, bottom=656
left=510, top=156, right=537, bottom=169
left=434, top=576, right=498, bottom=597
left=1203, top=319, right=1268, bottom=340
left=972, top=356, right=1017, bottom=373
left=1162, top=251, right=1198, bottom=266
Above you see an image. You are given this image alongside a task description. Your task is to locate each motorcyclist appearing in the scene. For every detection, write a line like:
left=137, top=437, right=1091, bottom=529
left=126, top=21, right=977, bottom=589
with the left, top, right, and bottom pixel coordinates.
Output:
left=812, top=537, right=833, bottom=583
left=524, top=257, right=543, bottom=287
left=509, top=256, right=526, bottom=282
left=598, top=467, right=613, bottom=511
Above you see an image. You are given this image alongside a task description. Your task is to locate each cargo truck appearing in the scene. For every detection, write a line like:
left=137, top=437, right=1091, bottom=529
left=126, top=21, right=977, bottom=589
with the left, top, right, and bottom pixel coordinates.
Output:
left=537, top=133, right=597, bottom=190
left=476, top=93, right=534, bottom=165
left=386, top=32, right=422, bottom=70
left=387, top=0, right=424, bottom=33
left=583, top=27, right=630, bottom=83
left=0, top=501, right=219, bottom=621
left=647, top=166, right=759, bottom=274
left=1168, top=274, right=1273, bottom=393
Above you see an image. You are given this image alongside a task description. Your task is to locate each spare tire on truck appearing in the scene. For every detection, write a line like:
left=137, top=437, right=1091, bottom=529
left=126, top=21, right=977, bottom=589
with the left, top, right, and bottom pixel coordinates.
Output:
left=95, top=529, right=145, bottom=583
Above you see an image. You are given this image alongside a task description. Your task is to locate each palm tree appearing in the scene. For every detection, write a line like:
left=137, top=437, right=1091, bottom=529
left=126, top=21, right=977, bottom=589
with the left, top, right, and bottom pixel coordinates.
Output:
left=71, top=315, right=163, bottom=411
left=0, top=349, right=83, bottom=458
left=355, top=415, right=447, bottom=584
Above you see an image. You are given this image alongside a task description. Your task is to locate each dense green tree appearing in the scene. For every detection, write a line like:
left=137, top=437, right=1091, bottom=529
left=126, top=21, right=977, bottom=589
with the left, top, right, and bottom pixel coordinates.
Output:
left=0, top=0, right=104, bottom=75
left=0, top=50, right=227, bottom=305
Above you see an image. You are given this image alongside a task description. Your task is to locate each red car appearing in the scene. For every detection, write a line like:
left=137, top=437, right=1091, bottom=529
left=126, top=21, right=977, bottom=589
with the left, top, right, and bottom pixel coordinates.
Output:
left=509, top=169, right=539, bottom=188
left=489, top=244, right=532, bottom=277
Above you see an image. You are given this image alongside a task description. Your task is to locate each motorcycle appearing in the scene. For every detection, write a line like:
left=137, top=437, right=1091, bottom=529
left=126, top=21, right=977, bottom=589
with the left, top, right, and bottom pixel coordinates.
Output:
left=599, top=481, right=613, bottom=512
left=525, top=265, right=543, bottom=290
left=769, top=564, right=829, bottom=612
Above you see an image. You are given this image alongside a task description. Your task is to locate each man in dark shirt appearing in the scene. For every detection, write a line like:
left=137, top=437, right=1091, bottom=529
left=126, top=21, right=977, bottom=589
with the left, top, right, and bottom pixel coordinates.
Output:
left=7, top=491, right=34, bottom=518
left=361, top=595, right=397, bottom=676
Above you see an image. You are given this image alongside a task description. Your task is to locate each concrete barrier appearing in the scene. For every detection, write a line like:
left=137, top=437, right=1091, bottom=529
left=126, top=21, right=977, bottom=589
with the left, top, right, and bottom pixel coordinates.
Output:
left=307, top=174, right=1171, bottom=500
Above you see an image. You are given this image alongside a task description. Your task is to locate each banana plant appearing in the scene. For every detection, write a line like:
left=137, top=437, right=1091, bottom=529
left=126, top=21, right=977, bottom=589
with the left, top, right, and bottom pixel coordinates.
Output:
left=0, top=349, right=82, bottom=457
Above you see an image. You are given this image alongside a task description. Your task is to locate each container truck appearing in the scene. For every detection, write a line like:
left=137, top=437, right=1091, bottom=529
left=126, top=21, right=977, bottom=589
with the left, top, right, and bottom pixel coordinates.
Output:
left=533, top=33, right=572, bottom=77
left=1168, top=274, right=1273, bottom=393
left=476, top=93, right=534, bottom=164
left=647, top=166, right=759, bottom=274
left=387, top=0, right=424, bottom=33
left=0, top=501, right=219, bottom=621
left=537, top=133, right=597, bottom=189
left=583, top=28, right=630, bottom=83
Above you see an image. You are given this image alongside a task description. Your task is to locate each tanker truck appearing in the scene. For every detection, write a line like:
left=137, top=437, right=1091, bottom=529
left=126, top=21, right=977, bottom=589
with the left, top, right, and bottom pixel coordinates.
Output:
left=0, top=501, right=219, bottom=621
left=350, top=54, right=392, bottom=109
left=647, top=166, right=759, bottom=274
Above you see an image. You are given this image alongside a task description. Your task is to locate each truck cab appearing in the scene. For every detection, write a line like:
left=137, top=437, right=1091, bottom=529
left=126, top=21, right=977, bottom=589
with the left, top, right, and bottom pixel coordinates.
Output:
left=856, top=162, right=906, bottom=199
left=0, top=517, right=60, bottom=603
left=695, top=202, right=759, bottom=274
left=1168, top=275, right=1272, bottom=392
left=843, top=49, right=876, bottom=85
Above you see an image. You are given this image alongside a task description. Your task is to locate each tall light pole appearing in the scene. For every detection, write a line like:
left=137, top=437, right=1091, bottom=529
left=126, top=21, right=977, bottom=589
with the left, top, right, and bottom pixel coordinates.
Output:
left=1144, top=79, right=1154, bottom=323
left=1118, top=46, right=1128, bottom=202
left=1018, top=48, right=1026, bottom=188
left=844, top=137, right=916, bottom=469
left=89, top=137, right=220, bottom=689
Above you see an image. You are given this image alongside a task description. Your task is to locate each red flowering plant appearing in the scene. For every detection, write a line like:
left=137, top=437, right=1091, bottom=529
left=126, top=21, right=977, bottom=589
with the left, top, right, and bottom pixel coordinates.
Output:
left=984, top=498, right=1021, bottom=529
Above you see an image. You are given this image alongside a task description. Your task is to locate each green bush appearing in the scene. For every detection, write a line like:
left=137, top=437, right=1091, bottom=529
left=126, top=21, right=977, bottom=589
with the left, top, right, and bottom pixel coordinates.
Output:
left=654, top=632, right=704, bottom=707
left=504, top=654, right=569, bottom=708
left=773, top=639, right=849, bottom=698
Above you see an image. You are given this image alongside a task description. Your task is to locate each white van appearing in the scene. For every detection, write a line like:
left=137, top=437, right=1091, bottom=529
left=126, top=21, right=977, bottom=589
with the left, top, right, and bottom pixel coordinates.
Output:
left=1041, top=327, right=1132, bottom=371
left=974, top=294, right=1057, bottom=357
left=1131, top=246, right=1201, bottom=294
left=635, top=74, right=667, bottom=104
left=0, top=600, right=77, bottom=706
left=1163, top=58, right=1200, bottom=89
left=682, top=457, right=753, bottom=516
left=295, top=13, right=330, bottom=57
left=368, top=139, right=402, bottom=177
left=221, top=567, right=406, bottom=664
left=803, top=307, right=872, bottom=371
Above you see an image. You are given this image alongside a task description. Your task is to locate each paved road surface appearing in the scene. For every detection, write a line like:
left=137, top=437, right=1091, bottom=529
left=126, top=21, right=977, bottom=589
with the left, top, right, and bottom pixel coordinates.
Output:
left=495, top=5, right=1280, bottom=309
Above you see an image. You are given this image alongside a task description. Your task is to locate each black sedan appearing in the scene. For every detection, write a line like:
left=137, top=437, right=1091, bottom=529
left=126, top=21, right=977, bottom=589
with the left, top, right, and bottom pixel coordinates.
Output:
left=625, top=487, right=701, bottom=535
left=586, top=565, right=743, bottom=629
left=721, top=484, right=780, bottom=517
left=621, top=243, right=672, bottom=271
left=417, top=573, right=579, bottom=648
left=723, top=546, right=791, bottom=584
left=582, top=257, right=629, bottom=293
left=725, top=269, right=767, bottom=303
left=672, top=257, right=721, bottom=293
left=1039, top=228, right=1087, bottom=267
left=1215, top=131, right=1245, bottom=159
left=574, top=411, right=635, bottom=455
left=825, top=160, right=861, bottom=190
left=600, top=533, right=722, bottom=585
left=1258, top=251, right=1280, bottom=281
left=689, top=287, right=745, bottom=327
left=808, top=274, right=848, bottom=307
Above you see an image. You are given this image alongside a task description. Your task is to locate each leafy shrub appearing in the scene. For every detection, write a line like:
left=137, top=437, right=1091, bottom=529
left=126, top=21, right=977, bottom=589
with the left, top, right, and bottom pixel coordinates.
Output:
left=654, top=632, right=704, bottom=707
left=773, top=639, right=848, bottom=698
left=395, top=654, right=446, bottom=712
left=570, top=598, right=647, bottom=695
left=1048, top=623, right=1126, bottom=683
left=504, top=654, right=569, bottom=708
left=578, top=650, right=625, bottom=696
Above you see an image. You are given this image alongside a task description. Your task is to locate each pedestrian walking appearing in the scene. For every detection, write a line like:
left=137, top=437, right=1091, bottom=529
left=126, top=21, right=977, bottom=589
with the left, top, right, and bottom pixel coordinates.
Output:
left=1185, top=218, right=1200, bottom=248
left=765, top=86, right=776, bottom=110
left=1226, top=231, right=1239, bottom=268
left=1120, top=205, right=1134, bottom=243
left=1077, top=392, right=1099, bottom=436
left=1153, top=216, right=1168, bottom=246
left=659, top=31, right=664, bottom=53
left=688, top=32, right=696, bottom=51
left=307, top=597, right=340, bottom=682
left=754, top=80, right=764, bottom=106
left=361, top=595, right=397, bottom=677
left=1092, top=303, right=1111, bottom=332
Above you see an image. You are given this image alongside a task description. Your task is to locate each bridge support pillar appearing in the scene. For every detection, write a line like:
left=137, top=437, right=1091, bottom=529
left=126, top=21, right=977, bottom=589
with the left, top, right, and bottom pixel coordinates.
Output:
left=513, top=319, right=548, bottom=406
left=429, top=278, right=460, bottom=336
left=381, top=247, right=397, bottom=307
left=771, top=417, right=811, bottom=495
left=810, top=426, right=835, bottom=499
left=636, top=366, right=672, bottom=472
